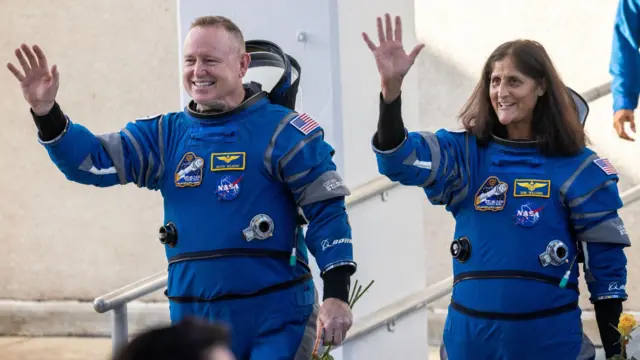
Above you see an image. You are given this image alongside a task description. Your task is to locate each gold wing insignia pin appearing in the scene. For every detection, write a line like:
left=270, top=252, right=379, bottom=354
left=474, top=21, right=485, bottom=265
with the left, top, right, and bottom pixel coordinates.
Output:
left=517, top=181, right=547, bottom=191
left=217, top=155, right=240, bottom=163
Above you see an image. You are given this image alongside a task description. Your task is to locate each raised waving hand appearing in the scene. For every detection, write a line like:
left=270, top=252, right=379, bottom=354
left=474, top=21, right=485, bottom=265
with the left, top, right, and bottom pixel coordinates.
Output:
left=7, top=44, right=60, bottom=115
left=362, top=14, right=424, bottom=102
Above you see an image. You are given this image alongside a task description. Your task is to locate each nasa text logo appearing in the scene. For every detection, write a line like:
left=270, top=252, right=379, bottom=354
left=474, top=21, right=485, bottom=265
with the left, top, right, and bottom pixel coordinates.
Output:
left=216, top=174, right=243, bottom=201
left=514, top=202, right=543, bottom=227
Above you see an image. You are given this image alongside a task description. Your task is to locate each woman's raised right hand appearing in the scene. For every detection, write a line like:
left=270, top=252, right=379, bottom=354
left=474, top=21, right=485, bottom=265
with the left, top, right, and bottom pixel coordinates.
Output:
left=362, top=14, right=425, bottom=102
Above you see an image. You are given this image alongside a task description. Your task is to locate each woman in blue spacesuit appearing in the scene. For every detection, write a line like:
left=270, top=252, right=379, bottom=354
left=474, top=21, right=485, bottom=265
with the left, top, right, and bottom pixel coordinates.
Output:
left=363, top=14, right=631, bottom=360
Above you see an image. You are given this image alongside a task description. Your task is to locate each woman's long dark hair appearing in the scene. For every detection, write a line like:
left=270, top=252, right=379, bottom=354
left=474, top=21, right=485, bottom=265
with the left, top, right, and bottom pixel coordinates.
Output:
left=458, top=39, right=587, bottom=156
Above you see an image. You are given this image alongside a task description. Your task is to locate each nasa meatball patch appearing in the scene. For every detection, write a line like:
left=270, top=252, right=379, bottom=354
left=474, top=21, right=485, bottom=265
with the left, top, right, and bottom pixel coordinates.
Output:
left=474, top=176, right=508, bottom=211
left=175, top=152, right=205, bottom=188
left=514, top=202, right=544, bottom=227
left=216, top=174, right=243, bottom=201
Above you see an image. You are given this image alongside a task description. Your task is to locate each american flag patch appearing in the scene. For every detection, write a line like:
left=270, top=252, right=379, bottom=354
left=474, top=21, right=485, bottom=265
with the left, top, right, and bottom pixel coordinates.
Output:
left=289, top=113, right=320, bottom=135
left=594, top=157, right=618, bottom=175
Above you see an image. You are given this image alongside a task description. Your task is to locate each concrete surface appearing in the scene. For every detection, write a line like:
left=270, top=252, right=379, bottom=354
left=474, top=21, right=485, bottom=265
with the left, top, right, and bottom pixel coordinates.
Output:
left=1, top=337, right=112, bottom=360
left=0, top=337, right=441, bottom=360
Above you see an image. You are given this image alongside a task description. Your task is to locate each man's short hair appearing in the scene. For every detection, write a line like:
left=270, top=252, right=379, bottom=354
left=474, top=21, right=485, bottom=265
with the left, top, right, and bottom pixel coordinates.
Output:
left=112, top=317, right=231, bottom=360
left=190, top=15, right=245, bottom=52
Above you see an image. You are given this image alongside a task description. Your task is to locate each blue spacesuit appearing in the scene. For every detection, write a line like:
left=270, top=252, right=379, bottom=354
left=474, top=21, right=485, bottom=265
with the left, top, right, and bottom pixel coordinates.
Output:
left=33, top=41, right=356, bottom=360
left=610, top=0, right=640, bottom=112
left=373, top=91, right=630, bottom=360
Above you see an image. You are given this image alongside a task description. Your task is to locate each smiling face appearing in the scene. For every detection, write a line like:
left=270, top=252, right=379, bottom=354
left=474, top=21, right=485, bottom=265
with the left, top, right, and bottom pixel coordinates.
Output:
left=182, top=25, right=250, bottom=111
left=489, top=56, right=545, bottom=129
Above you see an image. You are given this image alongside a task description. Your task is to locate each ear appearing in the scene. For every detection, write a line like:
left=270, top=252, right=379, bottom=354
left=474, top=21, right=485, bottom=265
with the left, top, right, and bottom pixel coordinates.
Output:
left=537, top=81, right=547, bottom=97
left=239, top=52, right=251, bottom=78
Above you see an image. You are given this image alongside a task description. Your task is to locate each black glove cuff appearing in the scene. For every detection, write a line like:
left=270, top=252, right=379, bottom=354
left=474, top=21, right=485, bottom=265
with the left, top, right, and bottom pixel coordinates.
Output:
left=30, top=101, right=67, bottom=142
left=595, top=298, right=624, bottom=358
left=321, top=266, right=351, bottom=303
left=374, top=91, right=405, bottom=151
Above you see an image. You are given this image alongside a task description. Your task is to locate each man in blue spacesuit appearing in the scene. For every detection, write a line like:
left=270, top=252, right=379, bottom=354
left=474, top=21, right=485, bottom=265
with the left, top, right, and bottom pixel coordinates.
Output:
left=610, top=0, right=640, bottom=141
left=363, top=14, right=630, bottom=360
left=7, top=15, right=356, bottom=359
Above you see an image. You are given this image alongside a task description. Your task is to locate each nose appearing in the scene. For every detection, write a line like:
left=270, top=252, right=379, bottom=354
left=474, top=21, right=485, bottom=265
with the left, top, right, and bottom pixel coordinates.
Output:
left=194, top=60, right=207, bottom=76
left=497, top=81, right=509, bottom=98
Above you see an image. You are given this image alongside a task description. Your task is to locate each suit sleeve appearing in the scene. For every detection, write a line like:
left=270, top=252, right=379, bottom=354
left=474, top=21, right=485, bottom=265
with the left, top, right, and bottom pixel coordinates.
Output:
left=610, top=0, right=640, bottom=112
left=372, top=128, right=472, bottom=209
left=562, top=154, right=630, bottom=303
left=264, top=112, right=356, bottom=277
left=36, top=102, right=166, bottom=190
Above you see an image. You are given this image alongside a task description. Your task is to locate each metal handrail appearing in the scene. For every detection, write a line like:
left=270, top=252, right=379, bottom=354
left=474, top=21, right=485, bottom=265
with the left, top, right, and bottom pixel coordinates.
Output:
left=94, top=80, right=636, bottom=354
left=343, top=275, right=454, bottom=345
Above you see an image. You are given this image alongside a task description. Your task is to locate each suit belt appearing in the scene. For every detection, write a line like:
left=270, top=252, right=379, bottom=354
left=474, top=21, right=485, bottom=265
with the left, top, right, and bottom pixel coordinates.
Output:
left=451, top=270, right=579, bottom=320
left=165, top=248, right=312, bottom=303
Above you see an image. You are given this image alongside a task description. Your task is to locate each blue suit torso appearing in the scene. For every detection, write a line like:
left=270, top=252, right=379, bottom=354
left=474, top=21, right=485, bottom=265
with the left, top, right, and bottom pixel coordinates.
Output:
left=39, top=89, right=356, bottom=360
left=374, top=128, right=630, bottom=360
left=160, top=96, right=309, bottom=298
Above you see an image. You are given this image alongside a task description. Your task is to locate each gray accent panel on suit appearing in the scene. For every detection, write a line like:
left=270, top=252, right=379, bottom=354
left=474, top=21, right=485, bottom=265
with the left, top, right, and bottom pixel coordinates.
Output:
left=577, top=332, right=596, bottom=360
left=559, top=153, right=599, bottom=205
left=263, top=112, right=299, bottom=180
left=285, top=169, right=312, bottom=184
left=418, top=131, right=441, bottom=188
left=279, top=130, right=324, bottom=180
left=578, top=217, right=631, bottom=246
left=77, top=155, right=94, bottom=172
left=449, top=132, right=471, bottom=207
left=570, top=210, right=614, bottom=220
left=295, top=170, right=351, bottom=206
left=156, top=116, right=165, bottom=186
left=95, top=132, right=127, bottom=185
left=567, top=179, right=617, bottom=208
left=294, top=290, right=319, bottom=360
left=121, top=128, right=144, bottom=187
left=145, top=153, right=155, bottom=188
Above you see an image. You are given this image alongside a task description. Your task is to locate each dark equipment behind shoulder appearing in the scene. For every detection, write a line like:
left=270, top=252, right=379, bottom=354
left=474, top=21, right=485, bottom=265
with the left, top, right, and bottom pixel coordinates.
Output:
left=245, top=40, right=302, bottom=111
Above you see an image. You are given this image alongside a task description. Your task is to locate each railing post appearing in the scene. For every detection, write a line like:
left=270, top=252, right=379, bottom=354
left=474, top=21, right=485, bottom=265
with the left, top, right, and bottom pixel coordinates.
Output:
left=111, top=304, right=129, bottom=355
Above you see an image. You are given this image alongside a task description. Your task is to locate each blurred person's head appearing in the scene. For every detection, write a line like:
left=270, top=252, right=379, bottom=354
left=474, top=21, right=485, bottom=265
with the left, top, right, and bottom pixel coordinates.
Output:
left=458, top=39, right=586, bottom=156
left=112, top=317, right=235, bottom=360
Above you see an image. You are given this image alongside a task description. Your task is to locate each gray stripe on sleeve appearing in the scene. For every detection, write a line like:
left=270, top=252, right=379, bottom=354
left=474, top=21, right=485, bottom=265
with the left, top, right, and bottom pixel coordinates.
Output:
left=145, top=153, right=155, bottom=188
left=121, top=128, right=145, bottom=187
left=559, top=153, right=598, bottom=205
left=567, top=179, right=617, bottom=208
left=95, top=132, right=128, bottom=185
left=156, top=116, right=165, bottom=185
left=449, top=132, right=471, bottom=207
left=418, top=131, right=441, bottom=187
left=285, top=169, right=312, bottom=184
left=278, top=130, right=323, bottom=179
left=263, top=112, right=299, bottom=180
left=577, top=217, right=631, bottom=246
left=570, top=210, right=614, bottom=220
left=295, top=170, right=351, bottom=206
left=77, top=155, right=94, bottom=172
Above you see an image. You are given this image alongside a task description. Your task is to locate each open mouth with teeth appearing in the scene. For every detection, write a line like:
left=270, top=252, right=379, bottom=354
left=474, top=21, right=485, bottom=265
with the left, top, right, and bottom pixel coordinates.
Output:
left=193, top=81, right=215, bottom=88
left=499, top=102, right=515, bottom=109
